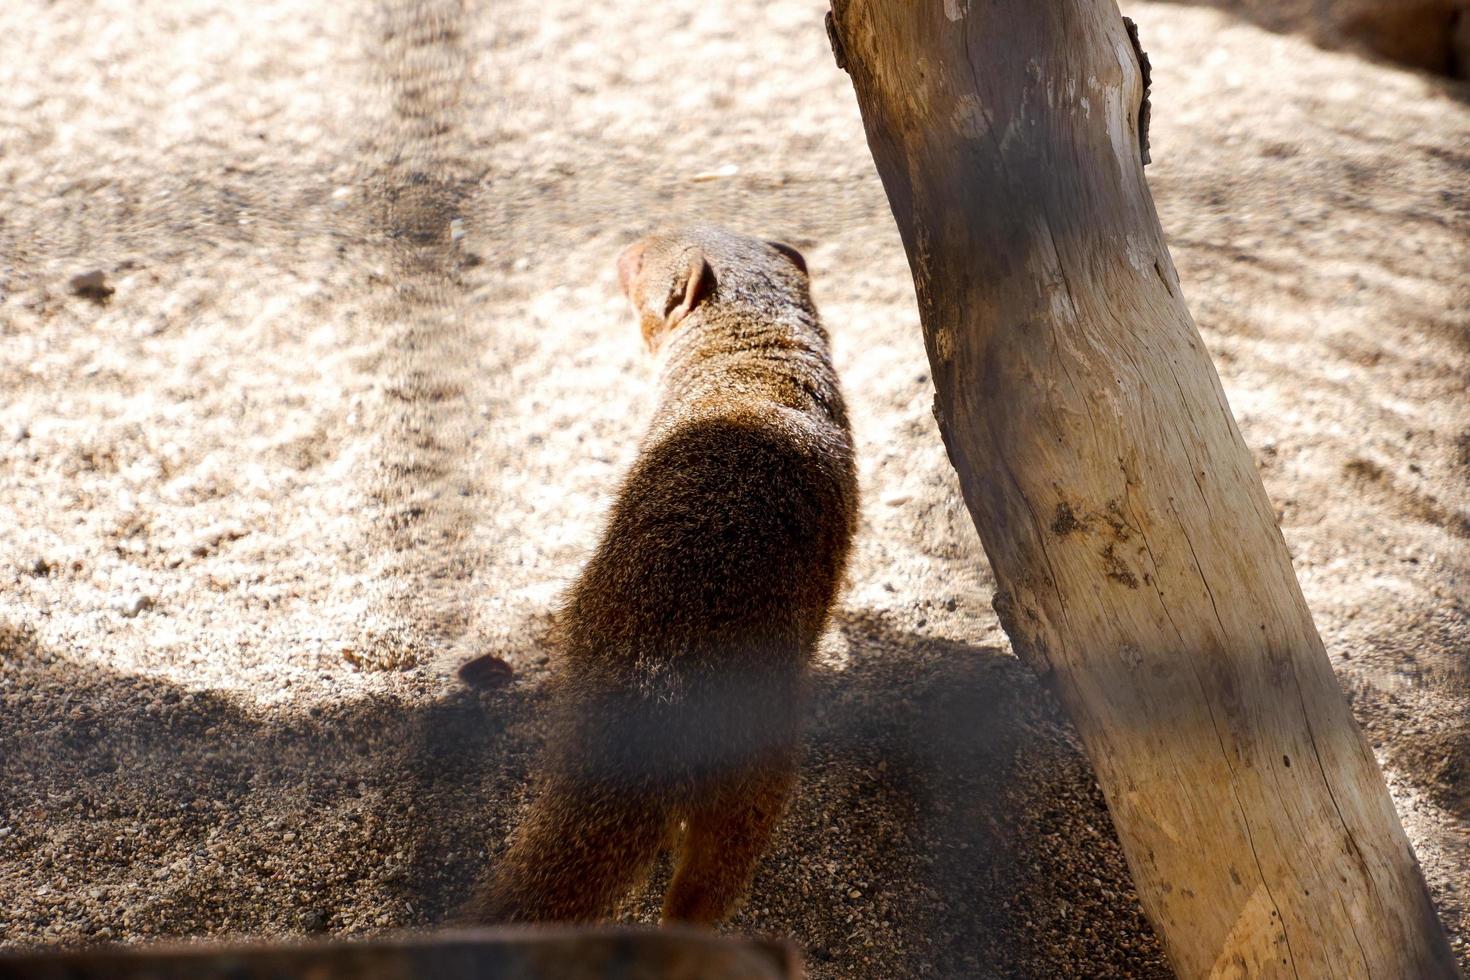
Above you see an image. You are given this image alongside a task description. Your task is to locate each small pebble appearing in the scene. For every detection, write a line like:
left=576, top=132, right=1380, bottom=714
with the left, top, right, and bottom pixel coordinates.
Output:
left=110, top=594, right=155, bottom=618
left=690, top=163, right=739, bottom=182
left=457, top=653, right=515, bottom=690
left=68, top=270, right=114, bottom=303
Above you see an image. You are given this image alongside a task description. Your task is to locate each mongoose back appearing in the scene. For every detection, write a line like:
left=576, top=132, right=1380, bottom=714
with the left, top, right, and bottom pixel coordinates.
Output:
left=465, top=226, right=858, bottom=925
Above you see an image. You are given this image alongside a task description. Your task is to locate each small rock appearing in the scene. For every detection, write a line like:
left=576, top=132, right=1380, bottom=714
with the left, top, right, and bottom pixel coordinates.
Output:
left=110, top=593, right=155, bottom=618
left=27, top=556, right=52, bottom=577
left=691, top=163, right=740, bottom=182
left=68, top=270, right=115, bottom=303
left=301, top=909, right=329, bottom=933
left=457, top=653, right=515, bottom=690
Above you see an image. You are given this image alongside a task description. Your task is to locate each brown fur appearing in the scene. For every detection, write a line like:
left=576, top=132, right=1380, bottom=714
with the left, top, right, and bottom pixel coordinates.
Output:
left=463, top=227, right=858, bottom=925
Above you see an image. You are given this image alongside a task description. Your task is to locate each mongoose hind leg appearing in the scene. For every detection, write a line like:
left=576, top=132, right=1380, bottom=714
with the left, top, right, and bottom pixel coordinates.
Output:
left=661, top=754, right=797, bottom=925
left=466, top=777, right=672, bottom=924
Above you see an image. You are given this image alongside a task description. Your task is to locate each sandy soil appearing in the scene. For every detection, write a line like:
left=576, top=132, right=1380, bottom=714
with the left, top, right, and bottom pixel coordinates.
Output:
left=1, top=0, right=1467, bottom=976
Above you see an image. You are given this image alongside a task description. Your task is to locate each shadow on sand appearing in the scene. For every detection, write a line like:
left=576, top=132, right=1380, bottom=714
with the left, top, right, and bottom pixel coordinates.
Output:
left=0, top=613, right=1176, bottom=976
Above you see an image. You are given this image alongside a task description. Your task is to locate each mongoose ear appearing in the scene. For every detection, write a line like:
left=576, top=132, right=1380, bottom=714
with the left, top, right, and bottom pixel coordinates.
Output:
left=617, top=240, right=647, bottom=300
left=664, top=247, right=715, bottom=329
left=767, top=240, right=807, bottom=275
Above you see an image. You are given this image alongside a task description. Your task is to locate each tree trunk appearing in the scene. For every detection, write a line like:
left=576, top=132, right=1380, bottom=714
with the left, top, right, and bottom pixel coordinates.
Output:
left=826, top=1, right=1460, bottom=977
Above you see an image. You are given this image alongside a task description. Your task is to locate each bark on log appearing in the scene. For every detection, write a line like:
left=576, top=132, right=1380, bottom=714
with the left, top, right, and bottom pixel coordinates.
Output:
left=826, top=1, right=1461, bottom=976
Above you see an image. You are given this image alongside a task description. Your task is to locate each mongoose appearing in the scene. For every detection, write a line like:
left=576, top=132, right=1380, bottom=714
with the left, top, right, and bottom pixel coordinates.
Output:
left=465, top=226, right=858, bottom=925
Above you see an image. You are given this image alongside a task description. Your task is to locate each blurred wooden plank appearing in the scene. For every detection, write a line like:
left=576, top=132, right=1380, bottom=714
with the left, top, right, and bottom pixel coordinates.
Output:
left=0, top=925, right=801, bottom=979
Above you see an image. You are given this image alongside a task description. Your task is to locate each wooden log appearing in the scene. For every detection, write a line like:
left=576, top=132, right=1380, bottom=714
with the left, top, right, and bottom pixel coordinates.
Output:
left=825, top=1, right=1461, bottom=976
left=1162, top=0, right=1470, bottom=79
left=0, top=926, right=800, bottom=980
left=1334, top=1, right=1470, bottom=76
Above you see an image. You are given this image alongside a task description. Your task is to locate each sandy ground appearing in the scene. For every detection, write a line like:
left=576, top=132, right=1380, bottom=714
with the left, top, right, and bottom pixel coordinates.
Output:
left=1, top=0, right=1467, bottom=976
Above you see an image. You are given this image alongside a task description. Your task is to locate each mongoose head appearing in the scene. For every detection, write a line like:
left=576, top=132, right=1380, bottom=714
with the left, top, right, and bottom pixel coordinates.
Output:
left=617, top=227, right=810, bottom=350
